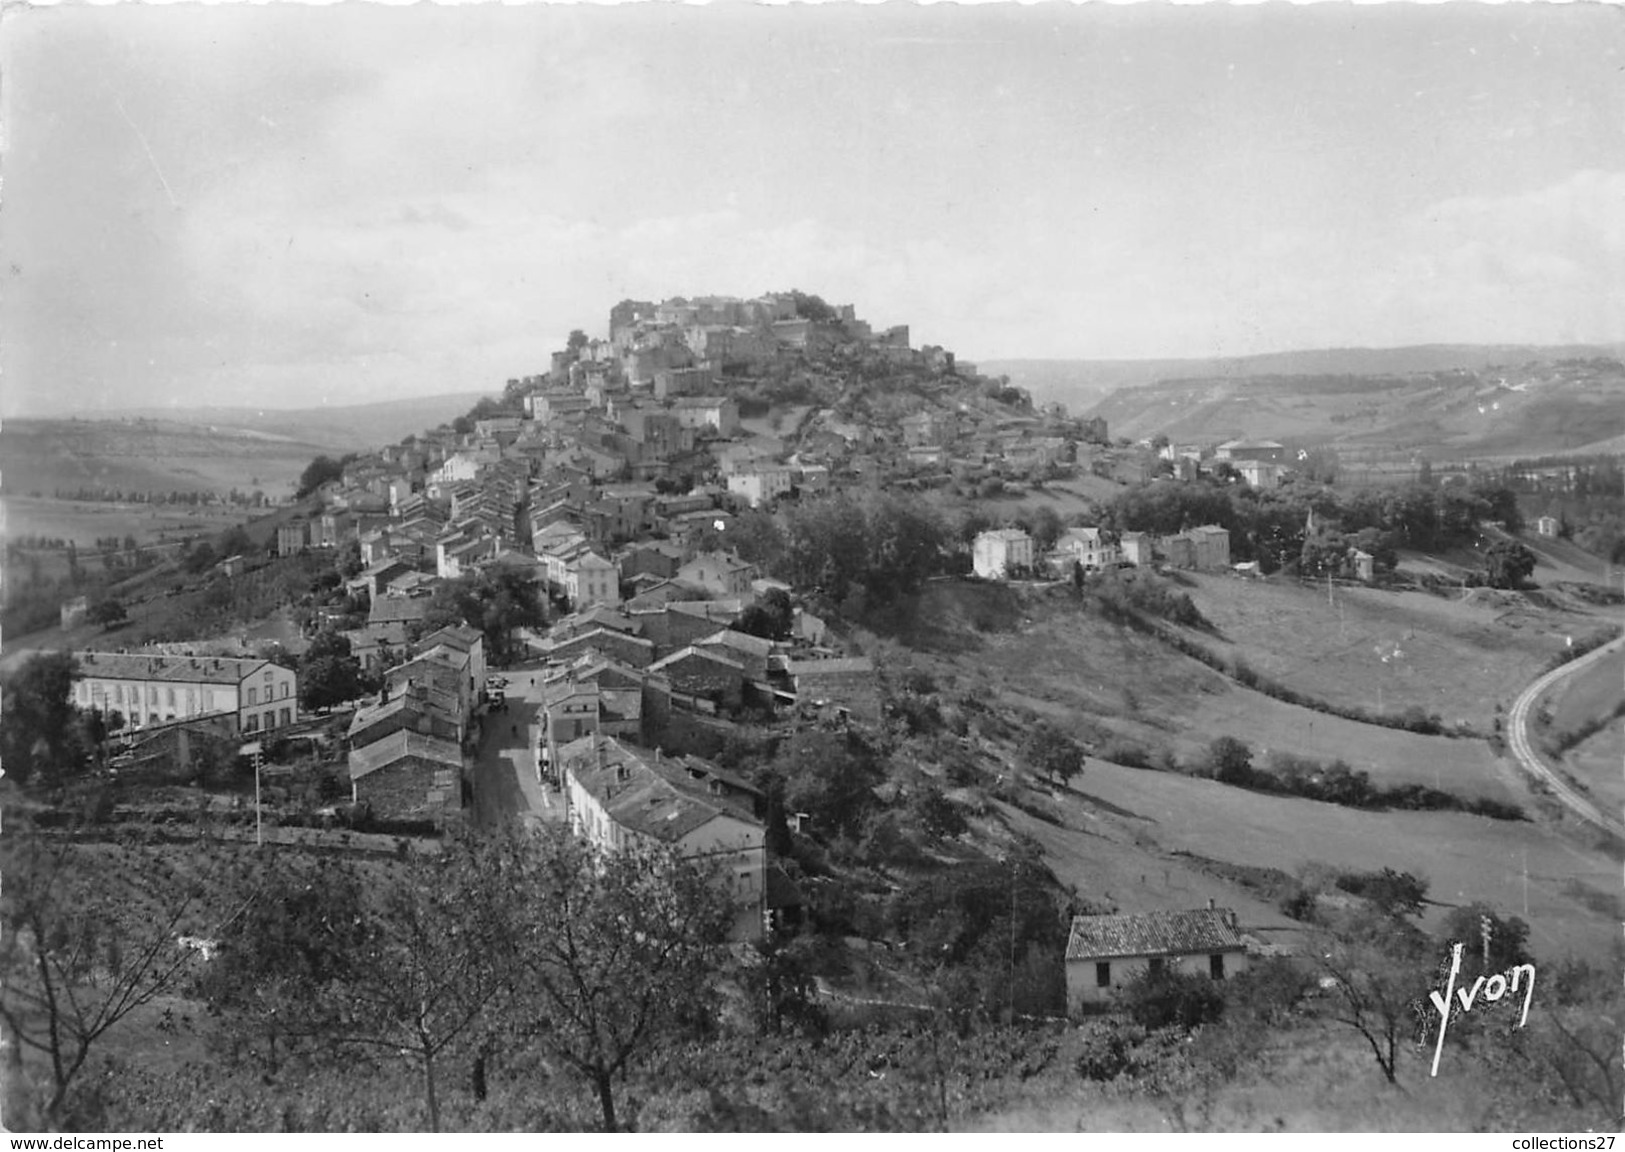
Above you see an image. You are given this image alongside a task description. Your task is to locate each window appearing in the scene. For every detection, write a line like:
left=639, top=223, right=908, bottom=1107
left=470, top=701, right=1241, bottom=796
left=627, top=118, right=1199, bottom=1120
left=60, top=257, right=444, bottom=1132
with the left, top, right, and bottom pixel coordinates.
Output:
left=265, top=711, right=276, bottom=731
left=166, top=687, right=176, bottom=708
left=738, top=871, right=754, bottom=892
left=281, top=682, right=290, bottom=699
left=1210, top=954, right=1226, bottom=981
left=280, top=708, right=291, bottom=728
left=244, top=715, right=259, bottom=733
left=1095, top=962, right=1111, bottom=989
left=247, top=687, right=258, bottom=706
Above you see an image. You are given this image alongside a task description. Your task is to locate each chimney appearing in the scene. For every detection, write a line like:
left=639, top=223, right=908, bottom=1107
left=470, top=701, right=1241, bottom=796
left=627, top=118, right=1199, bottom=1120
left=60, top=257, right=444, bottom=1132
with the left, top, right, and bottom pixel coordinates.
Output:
left=1206, top=898, right=1215, bottom=911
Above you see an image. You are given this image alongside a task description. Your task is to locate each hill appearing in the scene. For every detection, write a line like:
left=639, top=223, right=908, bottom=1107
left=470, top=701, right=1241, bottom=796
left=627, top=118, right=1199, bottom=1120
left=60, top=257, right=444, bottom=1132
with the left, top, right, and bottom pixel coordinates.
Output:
left=99, top=391, right=490, bottom=453
left=984, top=343, right=1625, bottom=418
left=0, top=418, right=330, bottom=499
left=1075, top=357, right=1625, bottom=459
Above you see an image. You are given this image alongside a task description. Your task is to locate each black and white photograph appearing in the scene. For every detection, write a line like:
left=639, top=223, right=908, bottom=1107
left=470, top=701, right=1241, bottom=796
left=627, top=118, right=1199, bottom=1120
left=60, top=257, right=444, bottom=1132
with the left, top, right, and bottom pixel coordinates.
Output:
left=1, top=0, right=1621, bottom=1135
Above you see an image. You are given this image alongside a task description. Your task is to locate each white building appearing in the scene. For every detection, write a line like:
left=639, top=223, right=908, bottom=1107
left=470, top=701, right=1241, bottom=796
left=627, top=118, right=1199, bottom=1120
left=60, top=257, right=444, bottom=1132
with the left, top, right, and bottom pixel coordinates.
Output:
left=972, top=528, right=1035, bottom=580
left=565, top=552, right=622, bottom=610
left=72, top=651, right=298, bottom=736
left=726, top=466, right=795, bottom=508
left=1053, top=526, right=1120, bottom=571
left=1237, top=460, right=1283, bottom=488
left=558, top=736, right=767, bottom=940
left=1064, top=907, right=1249, bottom=1013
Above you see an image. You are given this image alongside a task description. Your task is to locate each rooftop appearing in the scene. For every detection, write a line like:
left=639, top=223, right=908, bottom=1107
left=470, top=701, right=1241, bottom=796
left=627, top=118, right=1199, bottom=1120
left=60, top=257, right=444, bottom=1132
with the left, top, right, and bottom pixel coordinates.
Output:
left=348, top=729, right=463, bottom=780
left=1064, top=908, right=1246, bottom=962
left=74, top=651, right=272, bottom=686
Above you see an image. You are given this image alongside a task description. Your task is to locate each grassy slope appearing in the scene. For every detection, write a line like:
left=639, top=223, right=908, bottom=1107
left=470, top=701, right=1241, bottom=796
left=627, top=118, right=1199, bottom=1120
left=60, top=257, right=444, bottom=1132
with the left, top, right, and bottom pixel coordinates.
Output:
left=1541, top=648, right=1625, bottom=818
left=1045, top=758, right=1618, bottom=959
left=1080, top=361, right=1625, bottom=457
left=1, top=419, right=324, bottom=498
left=1172, top=571, right=1599, bottom=729
left=882, top=580, right=1618, bottom=961
left=907, top=582, right=1525, bottom=801
left=2, top=495, right=246, bottom=548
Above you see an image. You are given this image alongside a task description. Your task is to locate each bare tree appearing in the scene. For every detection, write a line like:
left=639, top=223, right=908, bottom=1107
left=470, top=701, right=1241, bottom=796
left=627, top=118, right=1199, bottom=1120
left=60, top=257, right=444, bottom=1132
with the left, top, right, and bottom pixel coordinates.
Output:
left=487, top=825, right=735, bottom=1131
left=1313, top=909, right=1432, bottom=1085
left=0, top=832, right=209, bottom=1121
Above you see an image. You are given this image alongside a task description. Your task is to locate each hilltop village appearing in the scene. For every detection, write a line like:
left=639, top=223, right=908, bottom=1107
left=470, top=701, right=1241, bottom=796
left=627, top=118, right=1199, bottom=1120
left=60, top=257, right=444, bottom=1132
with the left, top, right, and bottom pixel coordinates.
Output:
left=10, top=290, right=1621, bottom=1133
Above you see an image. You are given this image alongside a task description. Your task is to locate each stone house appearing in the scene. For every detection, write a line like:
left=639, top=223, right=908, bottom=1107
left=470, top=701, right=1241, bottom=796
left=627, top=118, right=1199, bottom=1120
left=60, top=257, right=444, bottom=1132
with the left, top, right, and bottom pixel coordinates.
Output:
left=648, top=646, right=746, bottom=712
left=348, top=730, right=463, bottom=825
left=1064, top=907, right=1249, bottom=1013
left=676, top=552, right=759, bottom=599
left=784, top=656, right=881, bottom=724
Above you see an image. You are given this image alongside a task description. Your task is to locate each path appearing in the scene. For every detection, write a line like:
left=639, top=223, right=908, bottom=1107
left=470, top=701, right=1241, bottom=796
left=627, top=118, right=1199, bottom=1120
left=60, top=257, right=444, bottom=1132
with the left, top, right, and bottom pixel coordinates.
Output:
left=469, top=666, right=565, bottom=830
left=1506, top=635, right=1625, bottom=840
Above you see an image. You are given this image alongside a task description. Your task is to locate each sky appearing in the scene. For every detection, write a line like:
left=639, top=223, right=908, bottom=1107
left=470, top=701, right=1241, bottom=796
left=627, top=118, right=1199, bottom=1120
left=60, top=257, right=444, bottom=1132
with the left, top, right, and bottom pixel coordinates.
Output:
left=3, top=3, right=1623, bottom=417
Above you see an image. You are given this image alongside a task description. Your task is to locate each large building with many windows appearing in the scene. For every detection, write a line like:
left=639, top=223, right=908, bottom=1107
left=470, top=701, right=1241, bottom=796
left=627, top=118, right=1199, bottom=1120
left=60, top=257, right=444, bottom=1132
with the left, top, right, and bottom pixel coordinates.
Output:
left=72, top=651, right=298, bottom=736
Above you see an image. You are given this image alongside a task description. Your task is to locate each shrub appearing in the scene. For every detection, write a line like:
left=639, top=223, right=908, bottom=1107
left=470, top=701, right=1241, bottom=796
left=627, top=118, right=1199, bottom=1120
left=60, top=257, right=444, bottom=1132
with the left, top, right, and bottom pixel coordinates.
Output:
left=1074, top=1023, right=1148, bottom=1081
left=1100, top=740, right=1150, bottom=769
left=1120, top=969, right=1225, bottom=1033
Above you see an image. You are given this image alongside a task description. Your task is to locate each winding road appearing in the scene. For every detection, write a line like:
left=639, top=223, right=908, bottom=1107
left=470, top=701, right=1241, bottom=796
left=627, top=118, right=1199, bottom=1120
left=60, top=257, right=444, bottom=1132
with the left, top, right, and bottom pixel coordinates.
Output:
left=1505, top=634, right=1625, bottom=840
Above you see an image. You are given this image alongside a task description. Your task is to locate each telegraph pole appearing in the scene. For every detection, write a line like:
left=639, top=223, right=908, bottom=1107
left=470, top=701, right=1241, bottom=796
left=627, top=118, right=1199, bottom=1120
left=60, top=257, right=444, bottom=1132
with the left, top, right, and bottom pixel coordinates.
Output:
left=242, top=740, right=264, bottom=847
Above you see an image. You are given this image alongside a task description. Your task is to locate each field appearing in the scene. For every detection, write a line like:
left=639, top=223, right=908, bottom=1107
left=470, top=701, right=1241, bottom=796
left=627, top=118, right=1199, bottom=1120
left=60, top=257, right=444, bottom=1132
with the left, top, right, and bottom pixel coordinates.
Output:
left=1173, top=572, right=1602, bottom=731
left=0, top=418, right=325, bottom=500
left=2, top=495, right=246, bottom=549
left=1033, top=758, right=1619, bottom=960
left=899, top=583, right=1526, bottom=802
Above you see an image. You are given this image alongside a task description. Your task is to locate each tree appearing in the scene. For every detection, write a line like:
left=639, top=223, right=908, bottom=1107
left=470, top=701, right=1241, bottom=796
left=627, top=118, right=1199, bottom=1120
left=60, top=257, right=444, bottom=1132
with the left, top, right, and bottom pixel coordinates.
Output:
left=1023, top=505, right=1064, bottom=553
left=422, top=570, right=547, bottom=667
left=774, top=730, right=884, bottom=837
left=86, top=598, right=127, bottom=629
left=566, top=328, right=589, bottom=355
left=0, top=832, right=210, bottom=1121
left=1314, top=909, right=1434, bottom=1085
left=734, top=588, right=793, bottom=641
left=0, top=651, right=86, bottom=784
left=322, top=845, right=508, bottom=1131
left=183, top=540, right=217, bottom=575
left=1020, top=722, right=1084, bottom=786
left=1436, top=902, right=1532, bottom=981
left=297, top=631, right=366, bottom=712
left=489, top=826, right=734, bottom=1131
left=1204, top=735, right=1255, bottom=786
left=1484, top=541, right=1536, bottom=590
left=296, top=455, right=348, bottom=499
left=218, top=525, right=253, bottom=559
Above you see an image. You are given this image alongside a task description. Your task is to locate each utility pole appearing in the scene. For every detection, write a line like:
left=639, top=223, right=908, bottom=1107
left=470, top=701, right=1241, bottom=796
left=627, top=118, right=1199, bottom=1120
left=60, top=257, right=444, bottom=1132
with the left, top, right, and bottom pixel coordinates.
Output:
left=1007, top=858, right=1017, bottom=1024
left=242, top=740, right=264, bottom=847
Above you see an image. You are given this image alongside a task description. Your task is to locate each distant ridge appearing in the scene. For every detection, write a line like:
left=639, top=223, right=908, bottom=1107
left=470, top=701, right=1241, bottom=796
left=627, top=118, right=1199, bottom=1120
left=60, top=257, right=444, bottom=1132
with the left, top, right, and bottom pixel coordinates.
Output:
left=97, top=390, right=492, bottom=452
left=983, top=343, right=1625, bottom=412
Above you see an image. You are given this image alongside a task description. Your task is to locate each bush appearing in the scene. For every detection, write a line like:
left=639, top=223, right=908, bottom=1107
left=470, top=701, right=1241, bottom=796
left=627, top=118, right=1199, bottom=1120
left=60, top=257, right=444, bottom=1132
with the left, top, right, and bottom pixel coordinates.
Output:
left=1100, top=740, right=1150, bottom=769
left=1074, top=1023, right=1148, bottom=1081
left=1120, top=969, right=1226, bottom=1033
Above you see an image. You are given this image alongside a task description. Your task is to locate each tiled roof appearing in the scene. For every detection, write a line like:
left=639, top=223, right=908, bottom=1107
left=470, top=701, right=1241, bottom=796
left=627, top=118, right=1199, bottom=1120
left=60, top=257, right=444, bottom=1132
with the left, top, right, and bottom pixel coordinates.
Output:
left=369, top=595, right=432, bottom=624
left=563, top=737, right=760, bottom=844
left=74, top=651, right=270, bottom=686
left=1064, top=909, right=1246, bottom=962
left=348, top=729, right=463, bottom=780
